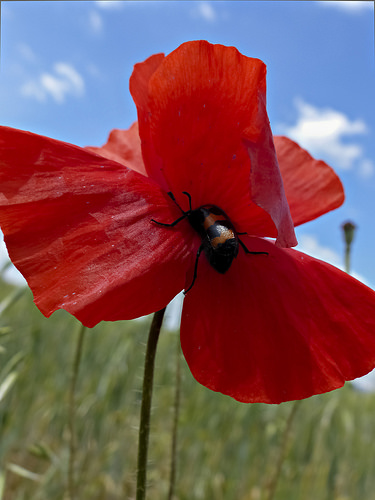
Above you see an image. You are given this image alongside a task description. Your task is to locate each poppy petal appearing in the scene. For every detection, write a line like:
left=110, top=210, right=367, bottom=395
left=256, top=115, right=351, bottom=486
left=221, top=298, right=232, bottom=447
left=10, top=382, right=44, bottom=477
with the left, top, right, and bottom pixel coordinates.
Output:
left=181, top=236, right=375, bottom=403
left=130, top=41, right=297, bottom=247
left=274, top=136, right=345, bottom=226
left=0, top=126, right=194, bottom=327
left=130, top=53, right=167, bottom=190
left=86, top=122, right=147, bottom=177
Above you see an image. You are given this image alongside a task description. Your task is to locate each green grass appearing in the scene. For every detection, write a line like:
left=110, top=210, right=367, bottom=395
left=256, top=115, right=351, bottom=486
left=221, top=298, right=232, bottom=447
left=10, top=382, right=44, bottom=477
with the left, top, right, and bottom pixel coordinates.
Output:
left=1, top=280, right=375, bottom=499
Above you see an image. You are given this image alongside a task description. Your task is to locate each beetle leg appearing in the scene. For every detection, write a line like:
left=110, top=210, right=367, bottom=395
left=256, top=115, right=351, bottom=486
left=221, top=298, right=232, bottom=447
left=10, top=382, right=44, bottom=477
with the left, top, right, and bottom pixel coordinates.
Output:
left=151, top=213, right=188, bottom=227
left=184, top=244, right=204, bottom=294
left=152, top=191, right=193, bottom=226
left=238, top=238, right=268, bottom=256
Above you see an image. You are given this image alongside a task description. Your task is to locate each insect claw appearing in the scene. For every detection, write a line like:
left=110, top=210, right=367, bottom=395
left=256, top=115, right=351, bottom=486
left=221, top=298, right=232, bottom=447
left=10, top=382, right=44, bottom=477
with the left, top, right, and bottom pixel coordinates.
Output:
left=184, top=244, right=203, bottom=294
left=238, top=238, right=268, bottom=256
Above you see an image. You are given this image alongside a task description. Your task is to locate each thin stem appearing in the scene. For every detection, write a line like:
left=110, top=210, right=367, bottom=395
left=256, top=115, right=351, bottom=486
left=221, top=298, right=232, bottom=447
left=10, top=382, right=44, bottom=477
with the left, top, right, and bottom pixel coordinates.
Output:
left=265, top=400, right=301, bottom=500
left=68, top=322, right=86, bottom=500
left=136, top=307, right=166, bottom=500
left=344, top=244, right=351, bottom=274
left=342, top=221, right=356, bottom=275
left=167, top=335, right=182, bottom=500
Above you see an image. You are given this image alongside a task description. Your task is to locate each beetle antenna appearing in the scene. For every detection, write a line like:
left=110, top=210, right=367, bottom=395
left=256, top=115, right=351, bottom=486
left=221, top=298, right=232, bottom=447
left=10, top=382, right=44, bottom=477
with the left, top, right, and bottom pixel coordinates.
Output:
left=182, top=191, right=192, bottom=211
left=152, top=191, right=193, bottom=226
left=167, top=191, right=191, bottom=215
left=167, top=191, right=177, bottom=202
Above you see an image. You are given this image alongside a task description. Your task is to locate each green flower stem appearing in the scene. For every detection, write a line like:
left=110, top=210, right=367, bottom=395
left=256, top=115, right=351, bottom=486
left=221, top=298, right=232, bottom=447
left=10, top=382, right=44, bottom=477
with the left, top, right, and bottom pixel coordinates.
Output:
left=68, top=322, right=86, bottom=500
left=342, top=221, right=356, bottom=275
left=344, top=245, right=351, bottom=274
left=167, top=334, right=182, bottom=500
left=136, top=307, right=166, bottom=500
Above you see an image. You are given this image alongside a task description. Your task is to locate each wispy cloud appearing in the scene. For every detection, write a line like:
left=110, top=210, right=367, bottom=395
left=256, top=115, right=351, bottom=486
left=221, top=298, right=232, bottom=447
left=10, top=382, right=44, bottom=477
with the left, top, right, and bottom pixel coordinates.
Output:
left=191, top=1, right=217, bottom=22
left=17, top=43, right=38, bottom=64
left=297, top=234, right=342, bottom=268
left=296, top=233, right=370, bottom=287
left=20, top=63, right=85, bottom=104
left=358, top=158, right=375, bottom=179
left=89, top=10, right=103, bottom=34
left=316, top=1, right=374, bottom=13
left=277, top=98, right=373, bottom=178
left=95, top=0, right=124, bottom=9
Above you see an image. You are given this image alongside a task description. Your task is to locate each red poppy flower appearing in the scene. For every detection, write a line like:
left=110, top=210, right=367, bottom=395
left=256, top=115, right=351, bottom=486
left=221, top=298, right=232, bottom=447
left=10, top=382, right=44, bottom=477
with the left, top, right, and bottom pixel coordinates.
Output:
left=1, top=40, right=375, bottom=404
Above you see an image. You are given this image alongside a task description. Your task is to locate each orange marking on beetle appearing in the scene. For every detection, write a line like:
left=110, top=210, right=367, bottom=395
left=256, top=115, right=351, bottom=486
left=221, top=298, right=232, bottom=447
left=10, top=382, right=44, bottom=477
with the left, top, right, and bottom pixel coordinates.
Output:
left=211, top=227, right=235, bottom=248
left=203, top=213, right=227, bottom=230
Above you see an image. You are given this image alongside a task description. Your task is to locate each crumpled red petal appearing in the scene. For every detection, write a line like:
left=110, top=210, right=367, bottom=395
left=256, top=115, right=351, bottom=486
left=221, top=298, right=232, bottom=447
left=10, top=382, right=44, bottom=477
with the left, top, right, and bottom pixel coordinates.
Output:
left=130, top=53, right=167, bottom=190
left=85, top=126, right=345, bottom=232
left=130, top=40, right=297, bottom=248
left=0, top=126, right=194, bottom=327
left=86, top=122, right=147, bottom=177
left=274, top=136, right=345, bottom=226
left=85, top=124, right=345, bottom=231
left=181, top=236, right=375, bottom=403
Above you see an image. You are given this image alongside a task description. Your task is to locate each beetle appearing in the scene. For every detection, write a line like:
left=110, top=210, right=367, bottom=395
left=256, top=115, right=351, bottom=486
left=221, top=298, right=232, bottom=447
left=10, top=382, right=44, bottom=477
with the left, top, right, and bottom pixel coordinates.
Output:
left=151, top=191, right=267, bottom=293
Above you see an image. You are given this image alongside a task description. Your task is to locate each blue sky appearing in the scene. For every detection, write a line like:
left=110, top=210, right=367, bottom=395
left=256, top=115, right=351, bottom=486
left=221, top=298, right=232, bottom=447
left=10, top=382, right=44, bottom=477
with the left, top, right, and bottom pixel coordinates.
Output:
left=0, top=0, right=374, bottom=292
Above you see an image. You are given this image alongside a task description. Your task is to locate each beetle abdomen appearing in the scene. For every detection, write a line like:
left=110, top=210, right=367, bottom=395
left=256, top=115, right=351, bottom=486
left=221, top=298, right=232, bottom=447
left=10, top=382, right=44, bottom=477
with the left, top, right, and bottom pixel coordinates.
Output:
left=188, top=205, right=239, bottom=273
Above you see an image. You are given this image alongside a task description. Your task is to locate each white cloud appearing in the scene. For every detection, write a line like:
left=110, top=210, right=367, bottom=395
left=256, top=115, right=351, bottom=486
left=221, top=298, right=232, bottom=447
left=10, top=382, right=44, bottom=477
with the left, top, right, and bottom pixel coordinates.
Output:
left=278, top=98, right=372, bottom=176
left=86, top=62, right=102, bottom=79
left=17, top=43, right=38, bottom=64
left=95, top=0, right=124, bottom=9
left=20, top=80, right=46, bottom=102
left=20, top=63, right=85, bottom=104
left=192, top=1, right=217, bottom=22
left=296, top=233, right=370, bottom=287
left=297, top=234, right=342, bottom=268
left=89, top=10, right=103, bottom=34
left=316, top=1, right=374, bottom=12
left=358, top=158, right=375, bottom=179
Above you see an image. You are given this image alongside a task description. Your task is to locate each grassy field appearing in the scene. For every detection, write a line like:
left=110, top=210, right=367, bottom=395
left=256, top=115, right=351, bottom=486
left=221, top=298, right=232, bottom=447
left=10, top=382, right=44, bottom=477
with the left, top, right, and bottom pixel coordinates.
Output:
left=1, top=278, right=375, bottom=500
